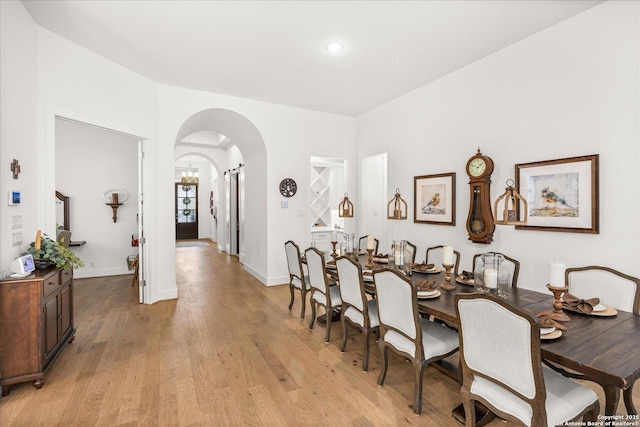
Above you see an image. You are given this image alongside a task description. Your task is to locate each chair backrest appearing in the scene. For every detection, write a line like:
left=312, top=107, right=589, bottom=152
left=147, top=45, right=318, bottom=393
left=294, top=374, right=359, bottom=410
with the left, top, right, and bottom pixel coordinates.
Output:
left=426, top=245, right=461, bottom=275
left=336, top=256, right=366, bottom=312
left=284, top=240, right=304, bottom=281
left=305, top=247, right=329, bottom=293
left=374, top=269, right=420, bottom=343
left=455, top=293, right=545, bottom=415
left=405, top=241, right=417, bottom=265
left=472, top=252, right=520, bottom=287
left=358, top=236, right=379, bottom=254
left=566, top=266, right=640, bottom=314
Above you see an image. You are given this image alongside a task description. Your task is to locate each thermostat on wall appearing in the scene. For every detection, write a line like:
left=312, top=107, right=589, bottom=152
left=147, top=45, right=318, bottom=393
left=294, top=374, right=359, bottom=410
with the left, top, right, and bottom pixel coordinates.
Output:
left=8, top=190, right=20, bottom=206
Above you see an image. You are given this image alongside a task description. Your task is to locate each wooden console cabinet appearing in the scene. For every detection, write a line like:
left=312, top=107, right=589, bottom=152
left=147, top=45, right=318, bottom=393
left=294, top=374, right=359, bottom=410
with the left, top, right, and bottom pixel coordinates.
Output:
left=0, top=267, right=75, bottom=396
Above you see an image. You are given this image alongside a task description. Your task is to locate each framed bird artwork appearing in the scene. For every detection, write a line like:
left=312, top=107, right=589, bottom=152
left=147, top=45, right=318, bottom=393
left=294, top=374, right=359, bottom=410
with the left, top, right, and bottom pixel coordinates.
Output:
left=414, top=172, right=456, bottom=225
left=515, top=154, right=599, bottom=234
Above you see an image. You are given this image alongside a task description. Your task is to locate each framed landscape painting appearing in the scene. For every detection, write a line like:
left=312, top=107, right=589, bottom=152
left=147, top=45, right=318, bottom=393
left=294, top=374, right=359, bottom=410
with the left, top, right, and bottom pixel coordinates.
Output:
left=515, top=154, right=599, bottom=233
left=414, top=172, right=455, bottom=225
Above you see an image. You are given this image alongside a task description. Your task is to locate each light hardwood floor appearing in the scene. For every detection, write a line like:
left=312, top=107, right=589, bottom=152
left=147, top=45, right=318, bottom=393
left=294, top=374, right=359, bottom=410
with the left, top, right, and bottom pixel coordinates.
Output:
left=1, top=241, right=637, bottom=426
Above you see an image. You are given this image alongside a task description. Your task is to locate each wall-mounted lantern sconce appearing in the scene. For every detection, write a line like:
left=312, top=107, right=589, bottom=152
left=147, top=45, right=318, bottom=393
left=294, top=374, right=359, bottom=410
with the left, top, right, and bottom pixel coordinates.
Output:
left=338, top=193, right=354, bottom=218
left=387, top=188, right=408, bottom=220
left=494, top=179, right=528, bottom=226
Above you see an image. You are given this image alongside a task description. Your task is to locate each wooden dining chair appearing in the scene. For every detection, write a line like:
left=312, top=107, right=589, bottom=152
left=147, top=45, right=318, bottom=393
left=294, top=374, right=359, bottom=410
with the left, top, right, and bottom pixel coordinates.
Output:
left=373, top=268, right=459, bottom=415
left=336, top=256, right=379, bottom=371
left=425, top=245, right=461, bottom=275
left=284, top=240, right=310, bottom=319
left=471, top=252, right=520, bottom=287
left=306, top=247, right=342, bottom=342
left=565, top=265, right=640, bottom=314
left=358, top=236, right=379, bottom=254
left=556, top=265, right=640, bottom=415
left=455, top=293, right=599, bottom=427
left=405, top=240, right=417, bottom=265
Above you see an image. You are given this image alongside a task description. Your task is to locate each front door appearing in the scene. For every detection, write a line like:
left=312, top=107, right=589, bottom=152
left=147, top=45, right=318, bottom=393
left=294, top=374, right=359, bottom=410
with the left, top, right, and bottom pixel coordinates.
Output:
left=176, top=183, right=198, bottom=239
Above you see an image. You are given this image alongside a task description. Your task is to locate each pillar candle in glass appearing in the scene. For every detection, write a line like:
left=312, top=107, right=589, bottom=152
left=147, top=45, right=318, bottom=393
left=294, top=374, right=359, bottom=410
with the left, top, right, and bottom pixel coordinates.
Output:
left=484, top=268, right=498, bottom=289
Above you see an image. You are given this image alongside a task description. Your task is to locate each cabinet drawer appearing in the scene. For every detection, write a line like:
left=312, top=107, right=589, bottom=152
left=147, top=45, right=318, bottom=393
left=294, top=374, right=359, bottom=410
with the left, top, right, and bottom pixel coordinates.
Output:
left=43, top=273, right=60, bottom=298
left=60, top=268, right=73, bottom=285
left=311, top=232, right=332, bottom=240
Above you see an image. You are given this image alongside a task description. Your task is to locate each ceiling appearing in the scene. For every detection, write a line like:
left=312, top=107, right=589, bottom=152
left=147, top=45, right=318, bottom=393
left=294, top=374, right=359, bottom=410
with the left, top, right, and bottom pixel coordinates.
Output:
left=22, top=0, right=602, bottom=117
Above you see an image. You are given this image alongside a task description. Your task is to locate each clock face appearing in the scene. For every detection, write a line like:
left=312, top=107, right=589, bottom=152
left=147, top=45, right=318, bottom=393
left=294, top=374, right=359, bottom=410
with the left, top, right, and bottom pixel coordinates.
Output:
left=279, top=178, right=297, bottom=197
left=468, top=157, right=487, bottom=177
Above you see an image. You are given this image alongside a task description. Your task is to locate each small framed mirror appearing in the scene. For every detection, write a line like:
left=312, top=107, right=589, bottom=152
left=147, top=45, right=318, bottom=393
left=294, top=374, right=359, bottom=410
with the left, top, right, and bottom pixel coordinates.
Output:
left=55, top=191, right=70, bottom=231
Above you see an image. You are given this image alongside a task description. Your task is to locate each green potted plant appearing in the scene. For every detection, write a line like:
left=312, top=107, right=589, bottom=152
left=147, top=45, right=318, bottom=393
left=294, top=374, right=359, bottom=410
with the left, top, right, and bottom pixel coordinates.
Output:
left=28, top=232, right=84, bottom=270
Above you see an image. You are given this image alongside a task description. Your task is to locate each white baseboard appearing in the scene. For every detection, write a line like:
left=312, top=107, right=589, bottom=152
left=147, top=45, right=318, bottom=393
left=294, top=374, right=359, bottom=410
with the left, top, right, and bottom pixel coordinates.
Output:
left=74, top=267, right=132, bottom=279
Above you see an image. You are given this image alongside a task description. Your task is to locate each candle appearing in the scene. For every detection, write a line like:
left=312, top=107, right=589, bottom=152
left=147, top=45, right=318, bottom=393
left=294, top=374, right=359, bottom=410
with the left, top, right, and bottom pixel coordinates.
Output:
left=549, top=261, right=566, bottom=287
left=484, top=268, right=498, bottom=288
left=442, top=246, right=454, bottom=265
left=112, top=192, right=119, bottom=204
left=35, top=229, right=41, bottom=251
left=366, top=235, right=375, bottom=251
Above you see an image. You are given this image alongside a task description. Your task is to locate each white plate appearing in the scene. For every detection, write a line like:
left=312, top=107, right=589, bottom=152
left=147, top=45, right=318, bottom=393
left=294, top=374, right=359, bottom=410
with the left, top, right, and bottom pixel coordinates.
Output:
left=592, top=303, right=607, bottom=312
left=363, top=275, right=373, bottom=282
left=540, top=327, right=555, bottom=335
left=417, top=289, right=438, bottom=297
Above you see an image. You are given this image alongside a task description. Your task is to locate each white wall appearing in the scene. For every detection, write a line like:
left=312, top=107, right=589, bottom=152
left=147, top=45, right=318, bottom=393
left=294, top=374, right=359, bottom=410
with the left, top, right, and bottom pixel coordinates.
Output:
left=0, top=0, right=38, bottom=274
left=356, top=1, right=640, bottom=292
left=33, top=24, right=165, bottom=301
left=158, top=85, right=356, bottom=286
left=56, top=119, right=138, bottom=278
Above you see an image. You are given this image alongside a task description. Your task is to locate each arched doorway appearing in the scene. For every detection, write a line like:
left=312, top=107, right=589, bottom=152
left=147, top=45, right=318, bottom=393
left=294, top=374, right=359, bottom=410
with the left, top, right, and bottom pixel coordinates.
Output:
left=173, top=109, right=267, bottom=276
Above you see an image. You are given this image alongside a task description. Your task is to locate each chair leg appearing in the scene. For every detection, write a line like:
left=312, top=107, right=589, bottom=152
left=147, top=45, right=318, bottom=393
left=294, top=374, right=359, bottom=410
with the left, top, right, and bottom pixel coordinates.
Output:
left=378, top=345, right=389, bottom=386
left=460, top=388, right=476, bottom=427
left=362, top=328, right=370, bottom=371
left=413, top=362, right=426, bottom=415
left=288, top=285, right=295, bottom=311
left=308, top=300, right=316, bottom=330
left=299, top=290, right=306, bottom=319
left=340, top=316, right=349, bottom=353
left=324, top=306, right=332, bottom=342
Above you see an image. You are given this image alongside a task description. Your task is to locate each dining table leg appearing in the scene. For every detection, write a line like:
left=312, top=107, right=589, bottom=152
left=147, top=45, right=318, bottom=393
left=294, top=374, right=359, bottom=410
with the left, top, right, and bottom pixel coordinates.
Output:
left=603, top=384, right=621, bottom=415
left=623, top=382, right=638, bottom=415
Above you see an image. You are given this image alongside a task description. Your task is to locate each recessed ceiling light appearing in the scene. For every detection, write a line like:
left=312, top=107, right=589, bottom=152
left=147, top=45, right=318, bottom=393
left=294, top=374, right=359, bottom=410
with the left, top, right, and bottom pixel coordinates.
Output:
left=326, top=42, right=343, bottom=53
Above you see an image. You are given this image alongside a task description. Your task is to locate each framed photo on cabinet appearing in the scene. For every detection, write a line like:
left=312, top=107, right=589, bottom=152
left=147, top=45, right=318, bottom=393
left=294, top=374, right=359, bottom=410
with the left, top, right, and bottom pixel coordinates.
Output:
left=515, top=154, right=599, bottom=234
left=414, top=172, right=456, bottom=225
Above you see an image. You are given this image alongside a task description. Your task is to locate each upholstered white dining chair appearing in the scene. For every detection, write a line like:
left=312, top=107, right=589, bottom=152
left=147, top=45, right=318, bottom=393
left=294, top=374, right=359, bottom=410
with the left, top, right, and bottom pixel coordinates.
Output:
left=565, top=265, right=640, bottom=314
left=560, top=265, right=640, bottom=414
left=358, top=235, right=379, bottom=254
left=336, top=256, right=379, bottom=371
left=404, top=240, right=417, bottom=265
left=306, top=247, right=342, bottom=342
left=373, top=268, right=459, bottom=415
left=455, top=293, right=599, bottom=427
left=425, top=245, right=461, bottom=275
left=284, top=240, right=310, bottom=319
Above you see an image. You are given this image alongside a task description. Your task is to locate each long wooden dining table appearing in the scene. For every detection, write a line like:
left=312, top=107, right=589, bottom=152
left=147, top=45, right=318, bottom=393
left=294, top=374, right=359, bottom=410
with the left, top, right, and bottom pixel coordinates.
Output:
left=331, top=254, right=640, bottom=416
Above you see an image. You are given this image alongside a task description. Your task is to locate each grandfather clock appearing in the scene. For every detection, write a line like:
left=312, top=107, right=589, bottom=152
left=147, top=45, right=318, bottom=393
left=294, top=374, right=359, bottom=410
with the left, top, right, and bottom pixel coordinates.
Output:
left=465, top=149, right=495, bottom=244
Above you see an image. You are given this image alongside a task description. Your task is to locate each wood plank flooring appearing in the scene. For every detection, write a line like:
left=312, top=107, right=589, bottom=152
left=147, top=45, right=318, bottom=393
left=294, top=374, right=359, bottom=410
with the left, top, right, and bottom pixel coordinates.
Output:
left=1, top=241, right=637, bottom=426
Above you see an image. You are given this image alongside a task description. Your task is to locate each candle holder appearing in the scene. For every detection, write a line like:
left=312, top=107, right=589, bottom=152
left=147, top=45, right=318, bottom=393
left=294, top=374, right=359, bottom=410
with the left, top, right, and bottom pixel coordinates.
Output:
left=365, top=249, right=375, bottom=269
left=546, top=284, right=571, bottom=322
left=330, top=241, right=338, bottom=258
left=441, top=263, right=455, bottom=291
